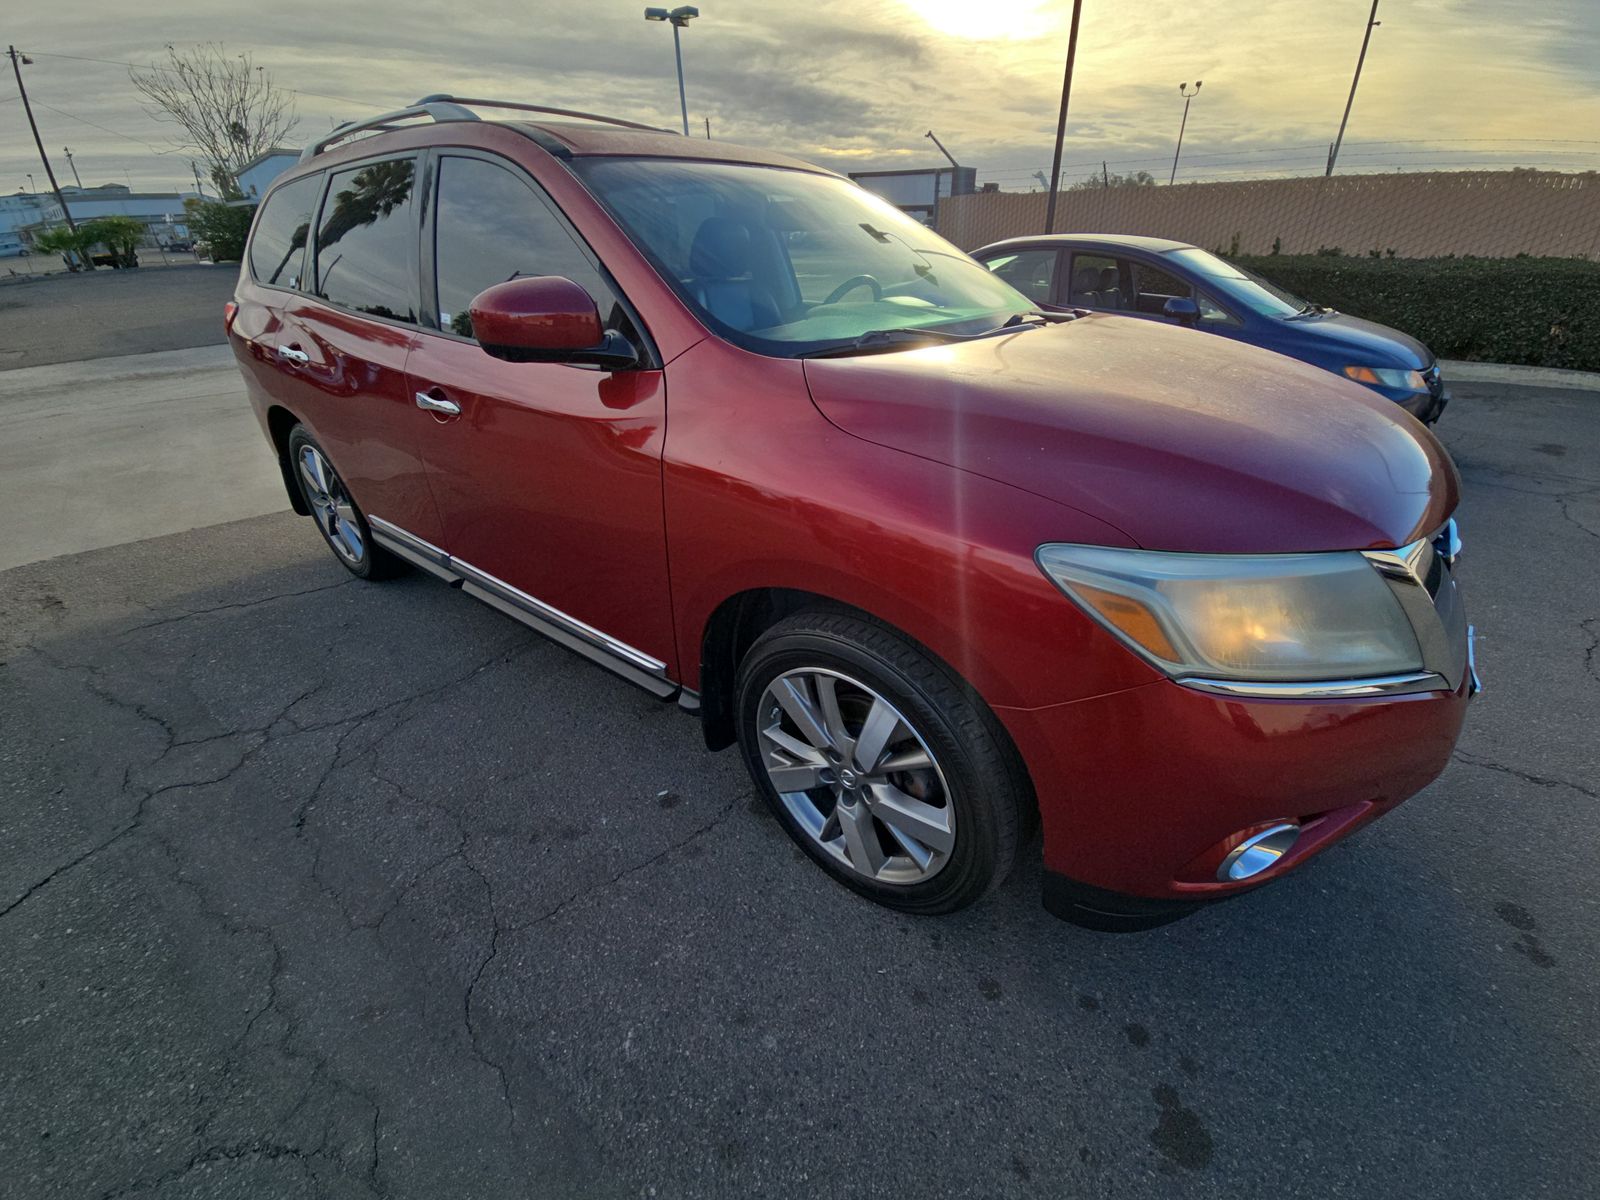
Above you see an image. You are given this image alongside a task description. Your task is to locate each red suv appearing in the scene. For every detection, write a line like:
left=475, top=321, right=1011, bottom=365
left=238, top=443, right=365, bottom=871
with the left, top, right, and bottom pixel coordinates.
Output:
left=230, top=96, right=1477, bottom=930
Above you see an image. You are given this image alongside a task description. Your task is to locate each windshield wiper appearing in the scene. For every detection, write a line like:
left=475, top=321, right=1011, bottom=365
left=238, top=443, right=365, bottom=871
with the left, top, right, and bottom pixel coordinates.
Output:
left=798, top=327, right=972, bottom=359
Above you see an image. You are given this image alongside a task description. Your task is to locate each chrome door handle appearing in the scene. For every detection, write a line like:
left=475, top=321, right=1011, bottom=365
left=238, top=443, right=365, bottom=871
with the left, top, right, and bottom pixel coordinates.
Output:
left=277, top=345, right=310, bottom=365
left=415, top=391, right=461, bottom=416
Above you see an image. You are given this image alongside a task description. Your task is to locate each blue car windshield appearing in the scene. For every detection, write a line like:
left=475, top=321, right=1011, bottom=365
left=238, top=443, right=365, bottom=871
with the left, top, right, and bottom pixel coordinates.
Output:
left=571, top=157, right=1035, bottom=357
left=1165, top=248, right=1309, bottom=318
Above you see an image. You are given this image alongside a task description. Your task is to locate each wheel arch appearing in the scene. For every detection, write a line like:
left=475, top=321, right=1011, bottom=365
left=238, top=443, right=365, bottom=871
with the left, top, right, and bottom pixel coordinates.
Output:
left=267, top=405, right=311, bottom=516
left=695, top=585, right=1041, bottom=834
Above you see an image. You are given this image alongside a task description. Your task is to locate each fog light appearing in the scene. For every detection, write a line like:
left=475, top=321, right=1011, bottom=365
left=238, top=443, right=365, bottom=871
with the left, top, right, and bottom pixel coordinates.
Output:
left=1217, top=823, right=1300, bottom=881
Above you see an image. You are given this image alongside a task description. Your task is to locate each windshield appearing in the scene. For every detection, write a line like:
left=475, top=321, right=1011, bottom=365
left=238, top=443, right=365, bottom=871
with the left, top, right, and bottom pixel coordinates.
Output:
left=571, top=158, right=1035, bottom=356
left=1164, top=247, right=1310, bottom=318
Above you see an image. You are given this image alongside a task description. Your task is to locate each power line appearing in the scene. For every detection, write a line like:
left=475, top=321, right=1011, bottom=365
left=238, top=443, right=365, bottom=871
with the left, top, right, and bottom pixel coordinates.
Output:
left=19, top=48, right=388, bottom=111
left=32, top=101, right=165, bottom=152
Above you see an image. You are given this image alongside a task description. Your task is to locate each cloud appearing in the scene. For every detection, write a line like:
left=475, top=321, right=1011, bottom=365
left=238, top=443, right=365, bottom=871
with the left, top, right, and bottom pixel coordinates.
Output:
left=4, top=0, right=1597, bottom=197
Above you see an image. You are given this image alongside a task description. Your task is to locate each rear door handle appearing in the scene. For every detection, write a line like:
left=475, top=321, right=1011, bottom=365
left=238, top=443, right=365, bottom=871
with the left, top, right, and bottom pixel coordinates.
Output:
left=415, top=390, right=461, bottom=416
left=277, top=344, right=310, bottom=365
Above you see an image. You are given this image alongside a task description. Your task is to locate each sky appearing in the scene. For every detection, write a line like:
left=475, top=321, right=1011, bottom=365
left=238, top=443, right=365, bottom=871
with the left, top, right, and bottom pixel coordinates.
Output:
left=4, top=0, right=1599, bottom=198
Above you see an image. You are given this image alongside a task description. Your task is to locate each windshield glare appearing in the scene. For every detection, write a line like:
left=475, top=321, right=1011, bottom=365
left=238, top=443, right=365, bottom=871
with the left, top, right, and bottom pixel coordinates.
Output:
left=573, top=158, right=1034, bottom=355
left=1164, top=247, right=1309, bottom=318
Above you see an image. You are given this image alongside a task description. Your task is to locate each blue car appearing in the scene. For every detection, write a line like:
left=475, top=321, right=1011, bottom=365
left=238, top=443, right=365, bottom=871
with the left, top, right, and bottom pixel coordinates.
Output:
left=973, top=234, right=1449, bottom=423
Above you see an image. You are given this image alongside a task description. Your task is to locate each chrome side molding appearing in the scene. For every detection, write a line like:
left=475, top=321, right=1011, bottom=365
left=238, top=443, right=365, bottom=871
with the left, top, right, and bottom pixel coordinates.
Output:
left=1180, top=672, right=1447, bottom=700
left=367, top=515, right=677, bottom=699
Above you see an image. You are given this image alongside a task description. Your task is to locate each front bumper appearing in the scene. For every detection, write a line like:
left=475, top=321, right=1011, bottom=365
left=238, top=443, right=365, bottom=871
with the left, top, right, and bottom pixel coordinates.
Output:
left=1000, top=669, right=1472, bottom=924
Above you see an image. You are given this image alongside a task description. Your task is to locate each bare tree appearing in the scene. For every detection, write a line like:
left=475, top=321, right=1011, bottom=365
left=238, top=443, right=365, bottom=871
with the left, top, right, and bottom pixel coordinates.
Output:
left=131, top=44, right=297, bottom=200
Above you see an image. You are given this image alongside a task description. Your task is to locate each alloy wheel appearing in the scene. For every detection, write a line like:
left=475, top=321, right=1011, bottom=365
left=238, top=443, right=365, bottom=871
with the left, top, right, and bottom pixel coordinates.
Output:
left=297, top=444, right=365, bottom=567
left=757, top=667, right=955, bottom=886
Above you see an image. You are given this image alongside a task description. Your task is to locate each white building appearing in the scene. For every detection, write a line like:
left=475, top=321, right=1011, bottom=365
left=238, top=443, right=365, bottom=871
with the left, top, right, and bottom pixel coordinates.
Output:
left=235, top=148, right=300, bottom=202
left=0, top=192, right=49, bottom=256
left=22, top=184, right=198, bottom=248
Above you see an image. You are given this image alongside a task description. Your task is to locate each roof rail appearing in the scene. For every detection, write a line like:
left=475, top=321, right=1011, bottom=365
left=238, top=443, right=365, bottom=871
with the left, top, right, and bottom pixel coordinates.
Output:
left=298, top=94, right=675, bottom=162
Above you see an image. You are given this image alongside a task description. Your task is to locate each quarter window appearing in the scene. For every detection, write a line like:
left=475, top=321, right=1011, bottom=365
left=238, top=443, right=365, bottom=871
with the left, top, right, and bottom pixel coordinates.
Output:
left=248, top=174, right=321, bottom=289
left=432, top=156, right=619, bottom=339
left=314, top=158, right=420, bottom=324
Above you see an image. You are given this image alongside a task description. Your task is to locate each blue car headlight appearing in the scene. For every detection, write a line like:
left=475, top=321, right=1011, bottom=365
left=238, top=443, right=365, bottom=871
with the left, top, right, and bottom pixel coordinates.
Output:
left=1343, top=365, right=1428, bottom=392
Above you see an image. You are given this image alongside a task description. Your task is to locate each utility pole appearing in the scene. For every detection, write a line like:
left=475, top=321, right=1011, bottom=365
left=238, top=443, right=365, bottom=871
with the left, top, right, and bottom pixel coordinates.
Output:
left=190, top=160, right=207, bottom=197
left=1327, top=0, right=1381, bottom=176
left=704, top=116, right=711, bottom=139
left=63, top=146, right=82, bottom=188
left=1170, top=82, right=1201, bottom=184
left=1102, top=160, right=1109, bottom=188
left=1043, top=0, right=1084, bottom=234
left=7, top=46, right=77, bottom=233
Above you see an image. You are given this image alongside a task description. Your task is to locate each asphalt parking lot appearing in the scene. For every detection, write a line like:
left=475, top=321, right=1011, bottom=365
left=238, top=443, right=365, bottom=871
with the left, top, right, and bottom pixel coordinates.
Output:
left=2, top=273, right=1598, bottom=1198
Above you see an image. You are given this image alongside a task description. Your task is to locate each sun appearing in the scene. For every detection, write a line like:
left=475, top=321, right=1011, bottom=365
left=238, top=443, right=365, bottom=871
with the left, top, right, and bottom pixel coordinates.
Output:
left=896, top=0, right=1059, bottom=40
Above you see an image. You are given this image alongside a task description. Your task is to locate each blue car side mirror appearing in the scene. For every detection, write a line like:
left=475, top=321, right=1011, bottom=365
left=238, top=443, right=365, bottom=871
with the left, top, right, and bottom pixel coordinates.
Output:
left=1163, top=296, right=1201, bottom=327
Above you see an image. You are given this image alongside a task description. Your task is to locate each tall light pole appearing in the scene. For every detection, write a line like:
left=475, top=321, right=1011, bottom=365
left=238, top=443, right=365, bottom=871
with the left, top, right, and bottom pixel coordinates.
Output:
left=1042, top=0, right=1084, bottom=234
left=63, top=146, right=82, bottom=188
left=1169, top=81, right=1201, bottom=185
left=1326, top=0, right=1381, bottom=176
left=645, top=6, right=700, bottom=136
left=7, top=46, right=77, bottom=233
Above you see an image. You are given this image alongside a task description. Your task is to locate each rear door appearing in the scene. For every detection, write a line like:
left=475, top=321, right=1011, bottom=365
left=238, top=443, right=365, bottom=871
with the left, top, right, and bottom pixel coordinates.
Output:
left=272, top=154, right=447, bottom=547
left=404, top=150, right=675, bottom=682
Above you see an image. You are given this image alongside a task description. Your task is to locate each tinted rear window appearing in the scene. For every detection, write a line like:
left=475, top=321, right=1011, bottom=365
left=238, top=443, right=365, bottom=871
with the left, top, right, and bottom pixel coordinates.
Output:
left=248, top=174, right=320, bottom=289
left=314, top=158, right=419, bottom=324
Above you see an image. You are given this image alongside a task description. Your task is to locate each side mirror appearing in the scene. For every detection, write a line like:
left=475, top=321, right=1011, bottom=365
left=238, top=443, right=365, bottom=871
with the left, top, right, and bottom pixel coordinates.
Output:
left=1163, top=296, right=1201, bottom=327
left=467, top=276, right=638, bottom=368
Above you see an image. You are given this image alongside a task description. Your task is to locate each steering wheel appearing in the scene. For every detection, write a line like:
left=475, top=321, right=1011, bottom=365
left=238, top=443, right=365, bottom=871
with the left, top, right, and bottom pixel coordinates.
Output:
left=822, top=274, right=883, bottom=305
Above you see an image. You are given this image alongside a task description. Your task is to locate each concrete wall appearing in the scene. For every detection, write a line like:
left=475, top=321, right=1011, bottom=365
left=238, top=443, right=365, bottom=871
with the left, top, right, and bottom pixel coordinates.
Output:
left=936, top=169, right=1600, bottom=258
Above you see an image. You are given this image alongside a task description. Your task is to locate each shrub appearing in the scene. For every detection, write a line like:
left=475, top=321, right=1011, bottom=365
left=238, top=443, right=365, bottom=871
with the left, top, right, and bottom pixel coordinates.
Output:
left=81, top=216, right=145, bottom=268
left=183, top=198, right=255, bottom=263
left=1231, top=254, right=1600, bottom=371
left=32, top=226, right=93, bottom=271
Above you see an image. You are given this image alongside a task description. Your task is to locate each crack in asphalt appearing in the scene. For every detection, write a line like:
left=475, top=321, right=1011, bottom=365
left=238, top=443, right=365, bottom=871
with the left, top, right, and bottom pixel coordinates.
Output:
left=1452, top=749, right=1600, bottom=802
left=116, top=578, right=359, bottom=636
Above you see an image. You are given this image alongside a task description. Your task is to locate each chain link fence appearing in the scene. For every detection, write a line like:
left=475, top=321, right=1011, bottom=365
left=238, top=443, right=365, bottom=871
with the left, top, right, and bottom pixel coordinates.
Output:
left=936, top=170, right=1600, bottom=259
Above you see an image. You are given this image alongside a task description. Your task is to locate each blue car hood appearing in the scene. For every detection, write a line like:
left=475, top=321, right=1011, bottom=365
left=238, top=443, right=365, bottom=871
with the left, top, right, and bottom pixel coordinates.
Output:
left=1282, top=310, right=1432, bottom=368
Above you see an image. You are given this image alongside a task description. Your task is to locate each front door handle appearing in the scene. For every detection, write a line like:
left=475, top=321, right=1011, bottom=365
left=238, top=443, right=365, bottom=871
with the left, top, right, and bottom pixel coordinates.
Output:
left=415, top=390, right=461, bottom=416
left=277, top=344, right=310, bottom=366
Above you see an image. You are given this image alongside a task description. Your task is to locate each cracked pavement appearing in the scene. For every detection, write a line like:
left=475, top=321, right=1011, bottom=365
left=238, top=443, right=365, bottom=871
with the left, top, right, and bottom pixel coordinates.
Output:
left=1, top=380, right=1597, bottom=1199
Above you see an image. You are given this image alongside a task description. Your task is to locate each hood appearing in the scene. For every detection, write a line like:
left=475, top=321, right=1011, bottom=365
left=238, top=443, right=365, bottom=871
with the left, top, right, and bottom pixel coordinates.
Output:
left=802, top=314, right=1458, bottom=554
left=1280, top=309, right=1432, bottom=368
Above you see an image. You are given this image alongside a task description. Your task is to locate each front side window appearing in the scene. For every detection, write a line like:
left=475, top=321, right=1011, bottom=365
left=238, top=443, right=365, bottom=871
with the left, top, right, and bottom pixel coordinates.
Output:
left=432, top=156, right=620, bottom=339
left=249, top=174, right=320, bottom=289
left=571, top=157, right=1032, bottom=357
left=314, top=158, right=419, bottom=324
left=1066, top=254, right=1130, bottom=310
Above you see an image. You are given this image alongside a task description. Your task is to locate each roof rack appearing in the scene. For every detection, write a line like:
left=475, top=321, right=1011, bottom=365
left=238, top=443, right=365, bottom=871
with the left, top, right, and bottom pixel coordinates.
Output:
left=300, top=94, right=677, bottom=161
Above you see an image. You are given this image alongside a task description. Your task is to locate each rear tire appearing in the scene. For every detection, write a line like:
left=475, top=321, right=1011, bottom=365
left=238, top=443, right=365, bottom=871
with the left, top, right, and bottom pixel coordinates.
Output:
left=286, top=425, right=405, bottom=580
left=735, top=611, right=1030, bottom=914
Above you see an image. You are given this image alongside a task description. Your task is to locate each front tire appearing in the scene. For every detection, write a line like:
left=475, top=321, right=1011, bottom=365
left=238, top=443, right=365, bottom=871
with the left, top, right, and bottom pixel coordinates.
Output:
left=286, top=425, right=404, bottom=580
left=735, top=612, right=1030, bottom=914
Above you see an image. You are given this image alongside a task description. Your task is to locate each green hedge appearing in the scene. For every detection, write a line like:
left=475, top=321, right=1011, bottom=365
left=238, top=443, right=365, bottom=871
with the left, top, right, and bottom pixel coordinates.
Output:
left=1230, top=255, right=1600, bottom=372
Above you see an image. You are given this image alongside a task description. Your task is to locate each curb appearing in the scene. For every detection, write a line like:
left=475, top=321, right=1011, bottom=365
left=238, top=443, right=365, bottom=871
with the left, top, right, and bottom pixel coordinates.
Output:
left=1441, top=360, right=1600, bottom=393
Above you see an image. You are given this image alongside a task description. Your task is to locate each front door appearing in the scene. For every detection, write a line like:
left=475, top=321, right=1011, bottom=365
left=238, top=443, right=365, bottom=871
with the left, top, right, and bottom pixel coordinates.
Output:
left=405, top=151, right=676, bottom=680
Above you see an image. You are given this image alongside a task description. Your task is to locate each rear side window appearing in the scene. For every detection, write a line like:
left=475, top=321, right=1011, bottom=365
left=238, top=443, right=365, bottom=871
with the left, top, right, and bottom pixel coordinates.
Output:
left=249, top=174, right=320, bottom=289
left=314, top=158, right=419, bottom=324
left=432, top=155, right=620, bottom=339
left=981, top=249, right=1058, bottom=306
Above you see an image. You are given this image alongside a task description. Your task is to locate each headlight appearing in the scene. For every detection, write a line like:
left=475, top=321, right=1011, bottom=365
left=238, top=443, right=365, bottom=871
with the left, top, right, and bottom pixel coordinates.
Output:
left=1343, top=364, right=1428, bottom=392
left=1036, top=544, right=1424, bottom=683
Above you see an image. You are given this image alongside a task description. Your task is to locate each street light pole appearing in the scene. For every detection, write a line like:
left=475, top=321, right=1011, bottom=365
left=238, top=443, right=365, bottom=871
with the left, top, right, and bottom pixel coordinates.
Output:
left=7, top=45, right=77, bottom=233
left=1169, top=81, right=1201, bottom=185
left=1043, top=0, right=1084, bottom=235
left=1327, top=0, right=1381, bottom=176
left=645, top=6, right=700, bottom=136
